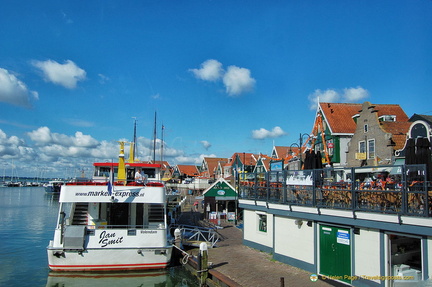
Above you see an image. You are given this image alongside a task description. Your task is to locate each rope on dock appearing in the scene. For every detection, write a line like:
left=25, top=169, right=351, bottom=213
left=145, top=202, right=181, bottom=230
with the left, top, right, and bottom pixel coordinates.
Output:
left=173, top=244, right=191, bottom=265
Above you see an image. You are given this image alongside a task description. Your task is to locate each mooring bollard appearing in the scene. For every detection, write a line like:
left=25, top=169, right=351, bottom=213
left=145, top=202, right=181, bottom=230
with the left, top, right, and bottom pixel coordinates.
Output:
left=174, top=228, right=182, bottom=249
left=280, top=276, right=285, bottom=287
left=174, top=228, right=181, bottom=242
left=199, top=242, right=208, bottom=286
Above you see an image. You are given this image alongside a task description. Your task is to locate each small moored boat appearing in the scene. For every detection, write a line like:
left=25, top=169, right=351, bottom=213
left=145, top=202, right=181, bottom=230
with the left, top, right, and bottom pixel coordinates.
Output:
left=44, top=180, right=64, bottom=193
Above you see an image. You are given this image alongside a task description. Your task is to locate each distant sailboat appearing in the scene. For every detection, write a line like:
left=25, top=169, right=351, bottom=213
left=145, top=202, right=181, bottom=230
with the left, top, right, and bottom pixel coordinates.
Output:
left=7, top=161, right=21, bottom=187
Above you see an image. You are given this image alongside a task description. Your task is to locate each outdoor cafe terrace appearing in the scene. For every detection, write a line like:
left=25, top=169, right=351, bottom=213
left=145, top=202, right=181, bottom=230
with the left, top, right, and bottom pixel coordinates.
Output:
left=238, top=164, right=432, bottom=217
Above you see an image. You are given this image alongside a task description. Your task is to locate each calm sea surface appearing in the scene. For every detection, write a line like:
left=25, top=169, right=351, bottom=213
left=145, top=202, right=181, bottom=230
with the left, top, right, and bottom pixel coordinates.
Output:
left=0, top=186, right=198, bottom=286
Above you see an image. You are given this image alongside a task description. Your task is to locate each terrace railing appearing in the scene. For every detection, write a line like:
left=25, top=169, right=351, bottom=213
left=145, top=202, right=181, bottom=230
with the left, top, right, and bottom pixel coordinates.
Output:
left=238, top=164, right=431, bottom=217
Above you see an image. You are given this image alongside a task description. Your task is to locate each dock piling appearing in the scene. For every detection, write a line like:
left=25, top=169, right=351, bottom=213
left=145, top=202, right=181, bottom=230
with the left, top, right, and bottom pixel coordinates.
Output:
left=199, top=242, right=208, bottom=286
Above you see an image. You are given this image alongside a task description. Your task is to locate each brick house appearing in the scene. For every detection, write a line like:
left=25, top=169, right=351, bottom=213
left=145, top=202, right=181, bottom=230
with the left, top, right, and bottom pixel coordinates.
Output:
left=346, top=101, right=411, bottom=167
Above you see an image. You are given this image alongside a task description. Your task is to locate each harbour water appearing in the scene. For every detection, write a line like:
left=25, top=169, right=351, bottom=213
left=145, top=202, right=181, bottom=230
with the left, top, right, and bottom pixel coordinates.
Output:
left=0, top=186, right=198, bottom=286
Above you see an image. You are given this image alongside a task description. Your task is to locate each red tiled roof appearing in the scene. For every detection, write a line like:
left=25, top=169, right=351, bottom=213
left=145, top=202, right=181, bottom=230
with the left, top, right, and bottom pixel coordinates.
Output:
left=273, top=146, right=300, bottom=160
left=241, top=153, right=259, bottom=166
left=380, top=121, right=411, bottom=150
left=204, top=157, right=228, bottom=177
left=176, top=165, right=199, bottom=177
left=319, top=103, right=362, bottom=134
left=274, top=146, right=290, bottom=158
left=224, top=153, right=260, bottom=167
left=319, top=102, right=409, bottom=134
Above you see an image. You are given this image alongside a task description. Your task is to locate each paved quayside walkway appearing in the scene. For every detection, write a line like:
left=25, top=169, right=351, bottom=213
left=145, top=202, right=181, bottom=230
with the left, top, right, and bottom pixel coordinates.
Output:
left=176, top=196, right=336, bottom=287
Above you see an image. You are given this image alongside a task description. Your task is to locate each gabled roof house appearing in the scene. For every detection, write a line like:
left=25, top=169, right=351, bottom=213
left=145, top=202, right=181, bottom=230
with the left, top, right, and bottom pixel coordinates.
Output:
left=346, top=101, right=410, bottom=167
left=310, top=102, right=410, bottom=167
left=199, top=157, right=228, bottom=179
left=173, top=164, right=200, bottom=180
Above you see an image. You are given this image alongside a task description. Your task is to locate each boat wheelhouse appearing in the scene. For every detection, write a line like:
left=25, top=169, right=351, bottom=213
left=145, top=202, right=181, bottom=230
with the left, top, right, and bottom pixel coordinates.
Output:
left=92, top=162, right=162, bottom=184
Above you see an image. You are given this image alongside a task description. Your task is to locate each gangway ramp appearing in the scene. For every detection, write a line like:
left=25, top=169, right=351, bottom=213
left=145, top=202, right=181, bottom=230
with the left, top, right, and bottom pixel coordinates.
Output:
left=171, top=224, right=221, bottom=248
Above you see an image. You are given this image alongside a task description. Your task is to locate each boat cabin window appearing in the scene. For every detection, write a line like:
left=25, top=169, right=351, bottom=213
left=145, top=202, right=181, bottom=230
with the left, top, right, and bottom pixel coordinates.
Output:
left=107, top=203, right=129, bottom=226
left=143, top=168, right=156, bottom=179
left=127, top=167, right=157, bottom=183
left=92, top=203, right=165, bottom=229
left=94, top=167, right=111, bottom=177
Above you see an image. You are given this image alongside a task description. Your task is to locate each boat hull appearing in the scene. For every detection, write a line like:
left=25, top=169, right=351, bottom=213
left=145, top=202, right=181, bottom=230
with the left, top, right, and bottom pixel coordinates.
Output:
left=47, top=246, right=172, bottom=272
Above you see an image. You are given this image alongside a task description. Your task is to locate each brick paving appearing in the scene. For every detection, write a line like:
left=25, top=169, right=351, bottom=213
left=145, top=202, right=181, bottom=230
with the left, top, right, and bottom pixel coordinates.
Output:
left=177, top=198, right=335, bottom=287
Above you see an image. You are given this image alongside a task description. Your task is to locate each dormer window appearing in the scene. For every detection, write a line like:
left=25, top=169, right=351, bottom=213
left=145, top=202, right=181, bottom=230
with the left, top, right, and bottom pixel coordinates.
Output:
left=352, top=114, right=360, bottom=124
left=379, top=115, right=396, bottom=122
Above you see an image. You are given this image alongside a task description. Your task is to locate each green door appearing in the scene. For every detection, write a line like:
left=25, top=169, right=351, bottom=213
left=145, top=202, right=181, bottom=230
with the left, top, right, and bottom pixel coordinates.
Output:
left=319, top=225, right=351, bottom=283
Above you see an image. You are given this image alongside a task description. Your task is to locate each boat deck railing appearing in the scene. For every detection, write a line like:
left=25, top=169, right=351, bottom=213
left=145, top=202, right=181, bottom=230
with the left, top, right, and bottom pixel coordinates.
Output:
left=65, top=181, right=165, bottom=187
left=238, top=164, right=432, bottom=217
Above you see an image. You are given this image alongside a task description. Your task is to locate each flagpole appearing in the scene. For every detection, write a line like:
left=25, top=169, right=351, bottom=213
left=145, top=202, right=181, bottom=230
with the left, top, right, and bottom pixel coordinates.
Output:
left=107, top=160, right=114, bottom=196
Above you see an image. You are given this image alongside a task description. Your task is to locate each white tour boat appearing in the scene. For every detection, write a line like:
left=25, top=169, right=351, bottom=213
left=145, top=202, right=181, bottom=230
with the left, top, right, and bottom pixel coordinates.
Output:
left=47, top=142, right=173, bottom=271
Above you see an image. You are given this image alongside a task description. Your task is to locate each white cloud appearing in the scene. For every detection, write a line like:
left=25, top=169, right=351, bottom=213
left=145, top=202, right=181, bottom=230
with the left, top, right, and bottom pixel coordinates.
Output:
left=0, top=68, right=38, bottom=108
left=0, top=129, right=28, bottom=158
left=223, top=66, right=255, bottom=96
left=32, top=59, right=86, bottom=89
left=252, top=126, right=287, bottom=140
left=189, top=59, right=223, bottom=81
left=174, top=156, right=198, bottom=164
left=27, top=127, right=98, bottom=147
left=201, top=140, right=211, bottom=150
left=0, top=127, right=209, bottom=178
left=343, top=86, right=369, bottom=102
left=0, top=127, right=121, bottom=177
left=308, top=86, right=369, bottom=110
left=308, top=89, right=339, bottom=110
left=190, top=59, right=255, bottom=96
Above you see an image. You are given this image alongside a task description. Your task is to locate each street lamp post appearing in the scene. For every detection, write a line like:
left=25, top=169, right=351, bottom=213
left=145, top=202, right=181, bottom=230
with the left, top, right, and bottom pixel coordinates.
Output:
left=289, top=143, right=301, bottom=170
left=289, top=133, right=312, bottom=170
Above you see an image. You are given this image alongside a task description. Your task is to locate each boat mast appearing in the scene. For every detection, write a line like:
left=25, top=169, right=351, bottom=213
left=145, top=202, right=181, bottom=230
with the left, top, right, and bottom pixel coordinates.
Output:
left=161, top=123, right=164, bottom=163
left=130, top=117, right=137, bottom=162
left=153, top=111, right=157, bottom=163
left=133, top=117, right=137, bottom=160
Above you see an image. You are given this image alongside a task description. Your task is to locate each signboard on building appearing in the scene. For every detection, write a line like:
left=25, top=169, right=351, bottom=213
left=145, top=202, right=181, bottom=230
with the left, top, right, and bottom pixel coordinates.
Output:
left=270, top=160, right=284, bottom=171
left=355, top=153, right=367, bottom=160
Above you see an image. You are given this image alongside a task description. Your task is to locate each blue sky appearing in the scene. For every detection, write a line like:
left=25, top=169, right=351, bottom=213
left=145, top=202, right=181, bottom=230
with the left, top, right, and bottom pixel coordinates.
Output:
left=0, top=0, right=431, bottom=178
